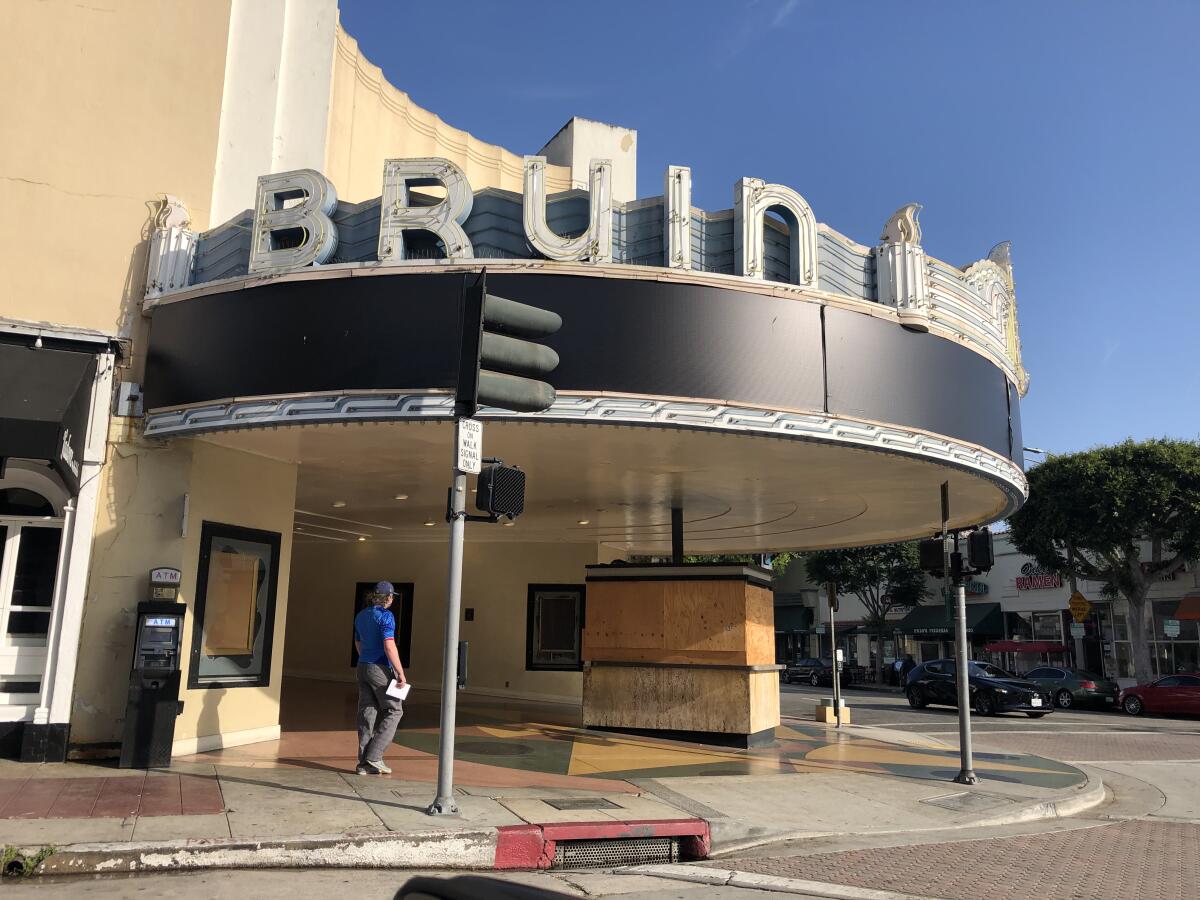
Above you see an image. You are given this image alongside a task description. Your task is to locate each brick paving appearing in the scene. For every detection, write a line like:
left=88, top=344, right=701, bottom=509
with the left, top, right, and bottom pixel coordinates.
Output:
left=725, top=820, right=1200, bottom=900
left=973, top=730, right=1200, bottom=761
left=0, top=774, right=223, bottom=819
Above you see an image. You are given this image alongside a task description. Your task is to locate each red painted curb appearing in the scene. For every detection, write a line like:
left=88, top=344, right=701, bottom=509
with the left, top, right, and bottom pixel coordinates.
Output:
left=494, top=818, right=710, bottom=870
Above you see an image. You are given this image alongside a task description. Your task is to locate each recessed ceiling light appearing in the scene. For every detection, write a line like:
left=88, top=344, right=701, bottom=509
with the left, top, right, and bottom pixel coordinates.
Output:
left=577, top=519, right=590, bottom=525
left=394, top=494, right=408, bottom=501
left=332, top=500, right=347, bottom=508
left=423, top=520, right=435, bottom=527
left=503, top=521, right=515, bottom=527
left=357, top=535, right=367, bottom=542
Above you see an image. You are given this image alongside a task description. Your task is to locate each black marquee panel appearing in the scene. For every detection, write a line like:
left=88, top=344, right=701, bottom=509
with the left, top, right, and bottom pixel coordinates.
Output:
left=144, top=271, right=1022, bottom=464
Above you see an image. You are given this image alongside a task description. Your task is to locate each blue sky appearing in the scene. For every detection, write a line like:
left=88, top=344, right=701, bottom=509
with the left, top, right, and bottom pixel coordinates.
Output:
left=339, top=0, right=1199, bottom=458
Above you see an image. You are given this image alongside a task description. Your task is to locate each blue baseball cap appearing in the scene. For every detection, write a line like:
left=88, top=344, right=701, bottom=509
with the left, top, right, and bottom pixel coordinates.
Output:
left=375, top=581, right=396, bottom=596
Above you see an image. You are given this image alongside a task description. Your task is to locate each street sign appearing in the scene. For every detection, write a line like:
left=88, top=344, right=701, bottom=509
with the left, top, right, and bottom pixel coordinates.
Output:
left=456, top=418, right=482, bottom=474
left=1165, top=619, right=1181, bottom=638
left=1068, top=591, right=1091, bottom=623
left=1070, top=622, right=1086, bottom=638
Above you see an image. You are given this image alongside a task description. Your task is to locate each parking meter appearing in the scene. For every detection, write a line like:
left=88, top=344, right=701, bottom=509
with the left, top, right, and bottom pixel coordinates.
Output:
left=119, top=568, right=186, bottom=768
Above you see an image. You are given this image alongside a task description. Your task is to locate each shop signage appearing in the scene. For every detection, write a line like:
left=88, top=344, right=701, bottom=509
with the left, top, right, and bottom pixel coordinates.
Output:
left=966, top=579, right=989, bottom=596
left=1164, top=619, right=1181, bottom=638
left=1068, top=591, right=1091, bottom=623
left=243, top=159, right=820, bottom=286
left=1015, top=562, right=1062, bottom=591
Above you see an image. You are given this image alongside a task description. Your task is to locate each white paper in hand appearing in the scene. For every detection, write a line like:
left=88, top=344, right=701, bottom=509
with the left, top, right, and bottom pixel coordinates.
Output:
left=386, top=679, right=411, bottom=701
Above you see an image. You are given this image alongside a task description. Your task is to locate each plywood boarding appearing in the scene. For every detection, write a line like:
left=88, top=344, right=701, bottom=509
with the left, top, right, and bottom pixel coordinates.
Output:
left=584, top=578, right=777, bottom=666
left=748, top=670, right=782, bottom=733
left=744, top=584, right=777, bottom=666
left=583, top=581, right=667, bottom=653
left=583, top=664, right=784, bottom=734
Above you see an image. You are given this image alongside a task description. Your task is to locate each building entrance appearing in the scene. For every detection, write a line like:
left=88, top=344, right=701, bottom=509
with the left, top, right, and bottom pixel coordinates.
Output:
left=0, top=511, right=64, bottom=720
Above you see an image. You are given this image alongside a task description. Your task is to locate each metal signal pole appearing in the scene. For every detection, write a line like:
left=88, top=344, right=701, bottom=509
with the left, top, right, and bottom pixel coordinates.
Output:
left=951, top=534, right=977, bottom=785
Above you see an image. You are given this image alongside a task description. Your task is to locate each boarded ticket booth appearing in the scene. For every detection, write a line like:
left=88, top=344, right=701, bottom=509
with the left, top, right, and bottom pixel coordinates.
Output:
left=582, top=564, right=780, bottom=747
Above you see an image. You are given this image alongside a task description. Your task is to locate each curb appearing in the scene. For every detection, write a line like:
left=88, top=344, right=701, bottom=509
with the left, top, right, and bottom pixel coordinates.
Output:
left=20, top=817, right=710, bottom=876
left=708, top=769, right=1106, bottom=856
left=627, top=863, right=940, bottom=900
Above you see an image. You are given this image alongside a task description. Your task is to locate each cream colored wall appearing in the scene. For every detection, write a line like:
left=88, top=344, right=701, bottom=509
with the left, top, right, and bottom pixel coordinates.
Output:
left=0, top=0, right=233, bottom=336
left=285, top=540, right=601, bottom=704
left=324, top=26, right=572, bottom=202
left=71, top=437, right=296, bottom=750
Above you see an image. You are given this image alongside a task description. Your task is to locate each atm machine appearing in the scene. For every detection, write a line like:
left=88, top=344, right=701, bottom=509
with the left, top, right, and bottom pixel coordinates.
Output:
left=119, top=568, right=186, bottom=768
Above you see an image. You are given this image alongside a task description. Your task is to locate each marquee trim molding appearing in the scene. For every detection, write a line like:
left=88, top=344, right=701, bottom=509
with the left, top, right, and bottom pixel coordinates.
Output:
left=144, top=392, right=1027, bottom=517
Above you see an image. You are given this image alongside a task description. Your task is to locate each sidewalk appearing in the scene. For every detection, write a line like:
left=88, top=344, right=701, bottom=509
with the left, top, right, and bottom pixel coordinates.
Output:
left=0, top=711, right=1103, bottom=876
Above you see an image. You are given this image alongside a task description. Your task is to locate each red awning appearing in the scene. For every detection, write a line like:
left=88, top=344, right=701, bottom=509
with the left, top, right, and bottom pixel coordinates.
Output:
left=984, top=641, right=1069, bottom=654
left=1175, top=593, right=1200, bottom=621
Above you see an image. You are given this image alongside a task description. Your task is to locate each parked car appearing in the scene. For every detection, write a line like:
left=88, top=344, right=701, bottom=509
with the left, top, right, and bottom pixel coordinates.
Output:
left=782, top=657, right=864, bottom=686
left=1118, top=674, right=1200, bottom=716
left=905, top=659, right=1053, bottom=717
left=1023, top=667, right=1121, bottom=710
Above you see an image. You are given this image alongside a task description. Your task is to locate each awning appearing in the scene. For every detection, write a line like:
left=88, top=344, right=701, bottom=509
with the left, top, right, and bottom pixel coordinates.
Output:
left=893, top=602, right=1004, bottom=638
left=774, top=605, right=813, bottom=632
left=984, top=640, right=1068, bottom=654
left=0, top=338, right=99, bottom=493
left=1175, top=594, right=1200, bottom=621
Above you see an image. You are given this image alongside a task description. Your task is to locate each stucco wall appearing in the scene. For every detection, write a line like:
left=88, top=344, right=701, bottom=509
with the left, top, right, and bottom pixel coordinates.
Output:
left=71, top=438, right=296, bottom=751
left=0, top=0, right=233, bottom=336
left=285, top=540, right=602, bottom=704
left=324, top=26, right=572, bottom=202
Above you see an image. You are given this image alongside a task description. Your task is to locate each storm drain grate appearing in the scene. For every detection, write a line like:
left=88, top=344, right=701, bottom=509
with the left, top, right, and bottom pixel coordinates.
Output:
left=553, top=837, right=679, bottom=869
left=543, top=797, right=622, bottom=811
left=920, top=791, right=1015, bottom=812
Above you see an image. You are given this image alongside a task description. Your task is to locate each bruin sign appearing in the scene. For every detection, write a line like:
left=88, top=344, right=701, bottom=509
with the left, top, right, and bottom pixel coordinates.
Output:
left=247, top=156, right=818, bottom=287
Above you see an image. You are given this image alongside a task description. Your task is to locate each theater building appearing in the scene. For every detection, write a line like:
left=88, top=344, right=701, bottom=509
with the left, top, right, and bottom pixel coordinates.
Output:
left=2, top=0, right=1028, bottom=759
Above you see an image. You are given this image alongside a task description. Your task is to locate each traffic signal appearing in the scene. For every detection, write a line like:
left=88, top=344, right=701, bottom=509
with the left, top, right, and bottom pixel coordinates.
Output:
left=476, top=463, right=526, bottom=519
left=966, top=529, right=994, bottom=572
left=455, top=271, right=562, bottom=417
left=918, top=537, right=946, bottom=576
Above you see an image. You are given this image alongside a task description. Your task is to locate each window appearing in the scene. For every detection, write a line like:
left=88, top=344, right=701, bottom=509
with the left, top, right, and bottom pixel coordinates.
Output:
left=526, top=584, right=585, bottom=671
left=1178, top=676, right=1200, bottom=686
left=1033, top=612, right=1062, bottom=642
left=1025, top=668, right=1053, bottom=678
left=1155, top=676, right=1182, bottom=687
left=189, top=522, right=281, bottom=688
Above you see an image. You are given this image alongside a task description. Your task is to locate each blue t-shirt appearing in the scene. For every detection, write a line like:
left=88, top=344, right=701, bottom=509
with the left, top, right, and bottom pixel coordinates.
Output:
left=354, top=605, right=396, bottom=665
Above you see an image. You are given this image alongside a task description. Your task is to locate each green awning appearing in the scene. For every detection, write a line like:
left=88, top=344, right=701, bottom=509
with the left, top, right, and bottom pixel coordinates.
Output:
left=893, top=602, right=1003, bottom=638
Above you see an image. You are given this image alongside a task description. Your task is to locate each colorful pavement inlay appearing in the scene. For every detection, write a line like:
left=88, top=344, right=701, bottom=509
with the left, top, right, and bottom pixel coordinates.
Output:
left=391, top=720, right=1085, bottom=790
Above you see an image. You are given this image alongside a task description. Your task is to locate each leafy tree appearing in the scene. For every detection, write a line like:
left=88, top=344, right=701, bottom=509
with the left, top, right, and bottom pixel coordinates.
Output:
left=803, top=543, right=929, bottom=685
left=639, top=552, right=799, bottom=577
left=1007, top=439, right=1200, bottom=685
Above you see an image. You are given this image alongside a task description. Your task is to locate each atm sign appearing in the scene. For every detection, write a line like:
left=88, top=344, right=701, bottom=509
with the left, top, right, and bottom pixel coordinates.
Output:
left=146, top=617, right=177, bottom=627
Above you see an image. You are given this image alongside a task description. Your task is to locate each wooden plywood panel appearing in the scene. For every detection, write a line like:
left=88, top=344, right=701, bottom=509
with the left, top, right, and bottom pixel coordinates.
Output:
left=748, top=670, right=782, bottom=732
left=663, top=580, right=746, bottom=654
left=744, top=584, right=777, bottom=666
left=583, top=664, right=755, bottom=734
left=583, top=581, right=667, bottom=655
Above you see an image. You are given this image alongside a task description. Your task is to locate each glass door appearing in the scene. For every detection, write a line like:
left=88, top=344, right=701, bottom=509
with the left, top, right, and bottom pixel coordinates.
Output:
left=0, top=519, right=65, bottom=710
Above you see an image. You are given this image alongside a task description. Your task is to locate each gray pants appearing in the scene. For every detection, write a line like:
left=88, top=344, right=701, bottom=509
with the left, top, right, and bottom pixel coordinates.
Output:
left=357, top=662, right=403, bottom=763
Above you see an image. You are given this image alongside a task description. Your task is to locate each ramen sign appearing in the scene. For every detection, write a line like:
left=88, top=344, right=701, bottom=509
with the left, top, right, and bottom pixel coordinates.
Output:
left=1016, top=562, right=1063, bottom=591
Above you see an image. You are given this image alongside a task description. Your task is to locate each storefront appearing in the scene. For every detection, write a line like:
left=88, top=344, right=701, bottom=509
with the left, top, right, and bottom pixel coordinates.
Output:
left=0, top=326, right=116, bottom=759
left=6, top=0, right=1031, bottom=759
left=894, top=602, right=1005, bottom=663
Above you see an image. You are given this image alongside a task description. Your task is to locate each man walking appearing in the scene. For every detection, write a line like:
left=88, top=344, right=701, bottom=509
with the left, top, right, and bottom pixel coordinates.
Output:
left=353, top=581, right=407, bottom=775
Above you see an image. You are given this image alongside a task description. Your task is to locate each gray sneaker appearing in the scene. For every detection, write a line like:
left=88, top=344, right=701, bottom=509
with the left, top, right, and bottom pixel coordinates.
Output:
left=365, top=759, right=392, bottom=775
left=355, top=763, right=371, bottom=775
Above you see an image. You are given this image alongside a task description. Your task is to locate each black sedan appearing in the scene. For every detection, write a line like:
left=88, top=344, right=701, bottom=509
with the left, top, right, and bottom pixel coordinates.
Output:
left=905, top=659, right=1053, bottom=718
left=782, top=657, right=864, bottom=686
